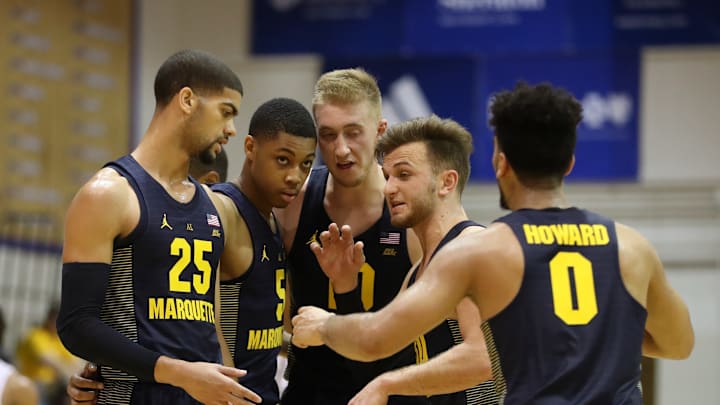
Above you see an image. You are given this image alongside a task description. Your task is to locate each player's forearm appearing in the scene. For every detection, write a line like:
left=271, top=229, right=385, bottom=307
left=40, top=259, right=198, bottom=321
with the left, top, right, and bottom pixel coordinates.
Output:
left=322, top=312, right=407, bottom=361
left=57, top=262, right=162, bottom=381
left=374, top=342, right=492, bottom=396
left=322, top=312, right=379, bottom=361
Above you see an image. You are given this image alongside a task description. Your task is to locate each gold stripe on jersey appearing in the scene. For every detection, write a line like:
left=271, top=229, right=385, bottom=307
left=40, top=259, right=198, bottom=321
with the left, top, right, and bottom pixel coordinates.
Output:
left=481, top=322, right=506, bottom=401
left=219, top=283, right=242, bottom=358
left=100, top=246, right=139, bottom=382
left=522, top=224, right=609, bottom=246
left=413, top=335, right=429, bottom=364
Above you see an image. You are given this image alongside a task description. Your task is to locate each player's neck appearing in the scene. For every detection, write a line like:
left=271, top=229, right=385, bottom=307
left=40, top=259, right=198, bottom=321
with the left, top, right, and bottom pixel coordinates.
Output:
left=413, top=203, right=468, bottom=271
left=132, top=143, right=190, bottom=187
left=325, top=164, right=385, bottom=208
left=508, top=187, right=569, bottom=211
left=234, top=170, right=273, bottom=222
left=133, top=115, right=191, bottom=186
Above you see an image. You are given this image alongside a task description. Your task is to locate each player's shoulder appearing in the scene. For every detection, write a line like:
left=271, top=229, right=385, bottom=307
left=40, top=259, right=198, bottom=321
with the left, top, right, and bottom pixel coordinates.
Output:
left=615, top=221, right=660, bottom=274
left=71, top=167, right=133, bottom=210
left=437, top=222, right=519, bottom=264
left=615, top=221, right=655, bottom=256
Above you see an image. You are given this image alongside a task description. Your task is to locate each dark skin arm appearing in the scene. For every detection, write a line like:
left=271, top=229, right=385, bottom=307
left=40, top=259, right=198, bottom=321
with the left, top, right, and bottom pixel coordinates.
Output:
left=67, top=363, right=102, bottom=405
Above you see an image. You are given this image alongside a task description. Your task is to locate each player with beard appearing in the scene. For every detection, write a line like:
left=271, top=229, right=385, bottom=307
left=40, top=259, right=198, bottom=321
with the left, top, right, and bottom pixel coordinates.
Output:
left=308, top=116, right=499, bottom=404
left=56, top=49, right=256, bottom=405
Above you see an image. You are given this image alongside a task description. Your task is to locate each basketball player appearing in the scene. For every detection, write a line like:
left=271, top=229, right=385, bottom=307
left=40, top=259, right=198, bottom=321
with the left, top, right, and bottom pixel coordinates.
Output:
left=56, top=49, right=257, bottom=404
left=65, top=98, right=317, bottom=405
left=65, top=147, right=230, bottom=405
left=292, top=82, right=695, bottom=404
left=210, top=97, right=316, bottom=404
left=312, top=116, right=499, bottom=404
left=277, top=69, right=426, bottom=404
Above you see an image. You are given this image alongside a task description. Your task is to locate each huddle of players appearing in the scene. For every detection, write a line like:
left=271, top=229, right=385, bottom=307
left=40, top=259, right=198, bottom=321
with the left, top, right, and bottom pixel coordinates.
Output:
left=59, top=49, right=693, bottom=405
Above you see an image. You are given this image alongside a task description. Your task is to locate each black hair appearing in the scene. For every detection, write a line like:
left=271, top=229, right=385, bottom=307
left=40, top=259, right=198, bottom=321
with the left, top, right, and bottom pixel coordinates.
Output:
left=489, top=81, right=583, bottom=185
left=154, top=49, right=243, bottom=107
left=248, top=98, right=316, bottom=141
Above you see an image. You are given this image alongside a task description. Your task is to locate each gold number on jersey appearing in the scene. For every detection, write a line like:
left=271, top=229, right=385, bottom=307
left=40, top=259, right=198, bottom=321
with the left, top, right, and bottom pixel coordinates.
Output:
left=276, top=269, right=286, bottom=322
left=328, top=263, right=376, bottom=310
left=168, top=238, right=213, bottom=294
left=549, top=251, right=598, bottom=325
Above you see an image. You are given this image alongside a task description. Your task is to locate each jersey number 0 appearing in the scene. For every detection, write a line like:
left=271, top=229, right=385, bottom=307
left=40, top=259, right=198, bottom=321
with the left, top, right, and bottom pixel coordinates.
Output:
left=549, top=251, right=598, bottom=325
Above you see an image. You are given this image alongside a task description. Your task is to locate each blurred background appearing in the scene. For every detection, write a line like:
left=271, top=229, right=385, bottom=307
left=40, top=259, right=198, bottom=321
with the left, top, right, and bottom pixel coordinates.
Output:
left=0, top=0, right=718, bottom=404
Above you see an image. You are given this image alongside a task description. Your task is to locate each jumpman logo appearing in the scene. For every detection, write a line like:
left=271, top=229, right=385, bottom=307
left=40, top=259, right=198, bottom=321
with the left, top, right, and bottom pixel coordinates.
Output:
left=306, top=230, right=318, bottom=246
left=261, top=245, right=270, bottom=262
left=160, top=213, right=173, bottom=230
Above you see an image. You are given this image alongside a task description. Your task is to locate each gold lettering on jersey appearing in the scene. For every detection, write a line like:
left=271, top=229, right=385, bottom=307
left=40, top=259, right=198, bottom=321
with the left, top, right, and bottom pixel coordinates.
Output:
left=161, top=213, right=173, bottom=230
left=148, top=297, right=215, bottom=323
left=522, top=224, right=609, bottom=246
left=212, top=229, right=221, bottom=238
left=186, top=224, right=194, bottom=231
left=246, top=326, right=284, bottom=350
left=261, top=245, right=270, bottom=262
left=382, top=248, right=397, bottom=256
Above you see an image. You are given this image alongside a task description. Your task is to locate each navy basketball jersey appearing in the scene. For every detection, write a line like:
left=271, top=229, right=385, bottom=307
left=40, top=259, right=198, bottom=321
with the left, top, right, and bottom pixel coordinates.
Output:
left=284, top=166, right=423, bottom=405
left=489, top=208, right=647, bottom=404
left=407, top=220, right=499, bottom=405
left=212, top=182, right=285, bottom=404
left=97, top=155, right=224, bottom=405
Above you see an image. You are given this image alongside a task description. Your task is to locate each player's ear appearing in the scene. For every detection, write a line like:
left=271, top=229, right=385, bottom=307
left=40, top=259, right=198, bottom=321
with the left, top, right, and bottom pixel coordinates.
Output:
left=564, top=155, right=576, bottom=177
left=377, top=118, right=388, bottom=138
left=244, top=135, right=256, bottom=160
left=198, top=171, right=220, bottom=185
left=438, top=169, right=458, bottom=197
left=178, top=87, right=195, bottom=114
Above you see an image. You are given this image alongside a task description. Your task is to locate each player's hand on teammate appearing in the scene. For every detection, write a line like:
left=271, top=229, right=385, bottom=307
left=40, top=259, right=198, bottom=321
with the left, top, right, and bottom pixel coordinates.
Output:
left=156, top=357, right=261, bottom=405
left=310, top=223, right=365, bottom=293
left=67, top=362, right=103, bottom=405
left=291, top=306, right=334, bottom=348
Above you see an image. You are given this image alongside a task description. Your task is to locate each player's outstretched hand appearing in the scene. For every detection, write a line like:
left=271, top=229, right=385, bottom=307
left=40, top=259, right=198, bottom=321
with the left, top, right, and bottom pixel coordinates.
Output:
left=310, top=223, right=365, bottom=293
left=291, top=306, right=334, bottom=348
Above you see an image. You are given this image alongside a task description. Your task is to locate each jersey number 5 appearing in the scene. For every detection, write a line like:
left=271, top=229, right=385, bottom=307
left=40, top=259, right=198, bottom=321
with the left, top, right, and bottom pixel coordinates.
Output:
left=168, top=238, right=213, bottom=294
left=549, top=251, right=598, bottom=325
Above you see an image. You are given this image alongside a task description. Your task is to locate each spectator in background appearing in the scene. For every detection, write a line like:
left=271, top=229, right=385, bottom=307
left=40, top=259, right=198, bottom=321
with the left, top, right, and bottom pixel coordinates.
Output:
left=16, top=304, right=81, bottom=405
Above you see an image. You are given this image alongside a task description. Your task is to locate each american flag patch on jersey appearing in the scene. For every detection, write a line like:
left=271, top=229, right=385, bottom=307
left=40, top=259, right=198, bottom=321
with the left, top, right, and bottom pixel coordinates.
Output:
left=379, top=231, right=400, bottom=245
left=206, top=213, right=220, bottom=227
